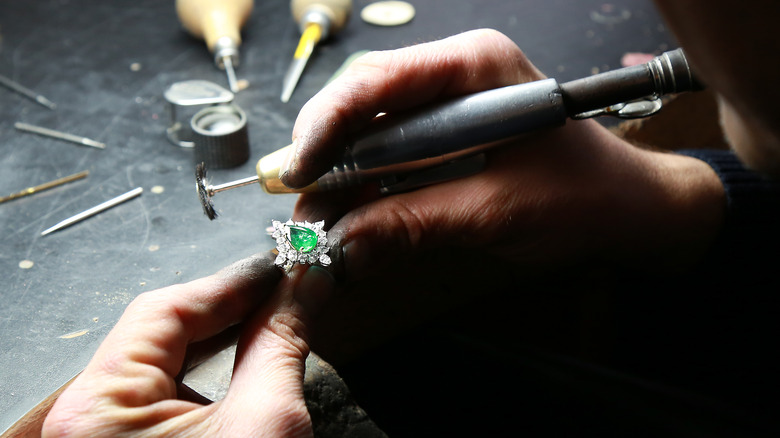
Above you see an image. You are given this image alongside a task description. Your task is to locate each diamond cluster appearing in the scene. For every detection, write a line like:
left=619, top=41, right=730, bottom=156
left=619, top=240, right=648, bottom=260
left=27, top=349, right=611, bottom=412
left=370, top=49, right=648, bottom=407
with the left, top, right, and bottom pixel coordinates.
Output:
left=272, top=220, right=331, bottom=271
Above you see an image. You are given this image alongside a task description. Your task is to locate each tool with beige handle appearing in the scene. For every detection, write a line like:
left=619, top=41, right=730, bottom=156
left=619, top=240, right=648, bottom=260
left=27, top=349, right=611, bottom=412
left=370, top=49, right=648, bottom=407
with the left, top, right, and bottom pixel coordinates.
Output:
left=176, top=0, right=254, bottom=93
left=281, top=0, right=352, bottom=102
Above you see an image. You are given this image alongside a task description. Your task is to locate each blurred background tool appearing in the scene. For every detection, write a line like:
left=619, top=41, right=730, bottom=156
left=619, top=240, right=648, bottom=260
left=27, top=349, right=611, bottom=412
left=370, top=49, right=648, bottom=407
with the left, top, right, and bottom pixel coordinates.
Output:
left=281, top=0, right=352, bottom=102
left=41, top=187, right=143, bottom=236
left=0, top=170, right=88, bottom=205
left=15, top=122, right=106, bottom=149
left=176, top=0, right=254, bottom=93
left=0, top=73, right=57, bottom=110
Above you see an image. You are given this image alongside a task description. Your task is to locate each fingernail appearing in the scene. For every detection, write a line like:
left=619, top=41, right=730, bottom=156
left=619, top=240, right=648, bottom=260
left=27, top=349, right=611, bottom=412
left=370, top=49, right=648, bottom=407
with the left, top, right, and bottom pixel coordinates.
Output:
left=278, top=140, right=297, bottom=182
left=294, top=266, right=336, bottom=316
left=342, top=237, right=370, bottom=280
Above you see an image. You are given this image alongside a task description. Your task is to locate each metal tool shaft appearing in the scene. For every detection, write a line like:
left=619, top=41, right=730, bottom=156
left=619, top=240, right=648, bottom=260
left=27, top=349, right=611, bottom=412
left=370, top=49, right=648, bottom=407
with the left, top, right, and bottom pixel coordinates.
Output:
left=0, top=171, right=88, bottom=204
left=0, top=74, right=57, bottom=110
left=222, top=55, right=239, bottom=93
left=207, top=175, right=259, bottom=196
left=281, top=21, right=323, bottom=102
left=41, top=187, right=143, bottom=236
left=15, top=122, right=106, bottom=149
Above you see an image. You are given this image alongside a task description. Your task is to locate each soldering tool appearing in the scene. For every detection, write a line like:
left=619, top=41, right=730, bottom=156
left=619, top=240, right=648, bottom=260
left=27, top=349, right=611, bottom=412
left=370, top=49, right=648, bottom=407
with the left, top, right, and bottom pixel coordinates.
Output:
left=197, top=49, right=701, bottom=220
left=176, top=0, right=254, bottom=93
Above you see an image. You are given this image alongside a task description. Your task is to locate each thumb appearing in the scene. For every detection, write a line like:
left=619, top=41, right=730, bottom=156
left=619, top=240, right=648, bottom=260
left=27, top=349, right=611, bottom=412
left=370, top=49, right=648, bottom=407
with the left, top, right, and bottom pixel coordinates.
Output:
left=317, top=172, right=503, bottom=284
left=283, top=29, right=542, bottom=189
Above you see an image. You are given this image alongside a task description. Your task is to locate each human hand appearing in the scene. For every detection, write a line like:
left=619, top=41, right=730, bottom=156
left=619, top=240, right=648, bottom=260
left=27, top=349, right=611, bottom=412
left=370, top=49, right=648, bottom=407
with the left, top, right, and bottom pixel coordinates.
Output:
left=43, top=253, right=335, bottom=437
left=285, top=29, right=726, bottom=284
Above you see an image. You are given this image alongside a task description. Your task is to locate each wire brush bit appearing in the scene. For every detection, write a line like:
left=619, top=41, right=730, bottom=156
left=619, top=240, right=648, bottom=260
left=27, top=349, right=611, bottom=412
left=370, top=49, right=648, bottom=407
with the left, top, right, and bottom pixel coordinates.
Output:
left=195, top=162, right=218, bottom=220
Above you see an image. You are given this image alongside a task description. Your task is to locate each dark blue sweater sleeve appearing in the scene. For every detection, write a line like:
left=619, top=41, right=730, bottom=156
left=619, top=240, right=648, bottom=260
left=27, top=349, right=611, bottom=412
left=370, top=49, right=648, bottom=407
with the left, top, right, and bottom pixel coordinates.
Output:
left=614, top=149, right=780, bottom=414
left=677, top=149, right=780, bottom=271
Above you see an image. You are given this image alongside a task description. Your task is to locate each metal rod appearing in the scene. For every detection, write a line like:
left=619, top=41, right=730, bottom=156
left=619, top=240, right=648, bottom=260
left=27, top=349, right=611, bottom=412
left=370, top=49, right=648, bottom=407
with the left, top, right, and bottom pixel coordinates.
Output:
left=207, top=175, right=259, bottom=196
left=15, top=122, right=106, bottom=149
left=222, top=56, right=239, bottom=93
left=0, top=170, right=89, bottom=204
left=41, top=187, right=143, bottom=236
left=0, top=74, right=57, bottom=110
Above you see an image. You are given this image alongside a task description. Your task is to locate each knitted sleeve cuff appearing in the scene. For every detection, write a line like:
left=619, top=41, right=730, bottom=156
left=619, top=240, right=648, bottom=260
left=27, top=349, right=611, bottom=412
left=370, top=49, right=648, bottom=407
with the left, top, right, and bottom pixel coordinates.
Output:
left=677, top=149, right=780, bottom=266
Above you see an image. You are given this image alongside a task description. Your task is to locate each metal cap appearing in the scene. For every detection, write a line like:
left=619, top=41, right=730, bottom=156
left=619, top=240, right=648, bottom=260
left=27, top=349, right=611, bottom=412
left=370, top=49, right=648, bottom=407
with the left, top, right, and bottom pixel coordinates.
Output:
left=191, top=104, right=250, bottom=169
left=164, top=80, right=234, bottom=148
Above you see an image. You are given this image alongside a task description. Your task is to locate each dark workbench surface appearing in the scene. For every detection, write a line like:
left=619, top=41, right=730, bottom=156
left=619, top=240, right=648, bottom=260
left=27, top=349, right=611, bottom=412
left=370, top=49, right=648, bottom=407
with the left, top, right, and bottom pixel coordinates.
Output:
left=0, top=0, right=674, bottom=431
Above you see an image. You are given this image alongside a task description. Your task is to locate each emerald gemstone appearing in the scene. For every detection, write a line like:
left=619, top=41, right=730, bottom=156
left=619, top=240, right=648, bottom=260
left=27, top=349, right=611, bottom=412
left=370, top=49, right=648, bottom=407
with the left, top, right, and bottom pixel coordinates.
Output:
left=288, top=225, right=318, bottom=253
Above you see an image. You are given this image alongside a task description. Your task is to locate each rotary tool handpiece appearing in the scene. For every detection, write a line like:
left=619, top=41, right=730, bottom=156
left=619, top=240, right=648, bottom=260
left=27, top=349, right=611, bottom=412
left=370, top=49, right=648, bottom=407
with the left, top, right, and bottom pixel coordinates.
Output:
left=258, top=48, right=700, bottom=193
left=197, top=49, right=700, bottom=219
left=176, top=0, right=254, bottom=93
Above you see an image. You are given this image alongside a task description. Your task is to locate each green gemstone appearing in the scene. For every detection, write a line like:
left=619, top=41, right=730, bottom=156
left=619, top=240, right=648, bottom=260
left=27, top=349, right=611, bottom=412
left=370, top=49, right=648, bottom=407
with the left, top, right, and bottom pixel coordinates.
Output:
left=288, top=225, right=318, bottom=253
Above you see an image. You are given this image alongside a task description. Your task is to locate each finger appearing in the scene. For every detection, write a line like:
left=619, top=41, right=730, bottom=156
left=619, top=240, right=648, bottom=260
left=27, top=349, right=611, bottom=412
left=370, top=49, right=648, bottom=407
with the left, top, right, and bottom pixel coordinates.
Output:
left=178, top=324, right=243, bottom=377
left=292, top=184, right=382, bottom=227
left=323, top=171, right=503, bottom=283
left=319, top=121, right=629, bottom=283
left=57, top=253, right=282, bottom=408
left=282, top=29, right=544, bottom=188
left=217, top=268, right=334, bottom=436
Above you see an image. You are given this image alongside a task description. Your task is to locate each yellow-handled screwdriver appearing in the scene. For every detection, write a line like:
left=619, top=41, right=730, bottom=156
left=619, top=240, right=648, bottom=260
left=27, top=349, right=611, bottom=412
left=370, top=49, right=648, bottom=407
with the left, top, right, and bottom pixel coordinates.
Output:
left=176, top=0, right=254, bottom=93
left=281, top=0, right=352, bottom=102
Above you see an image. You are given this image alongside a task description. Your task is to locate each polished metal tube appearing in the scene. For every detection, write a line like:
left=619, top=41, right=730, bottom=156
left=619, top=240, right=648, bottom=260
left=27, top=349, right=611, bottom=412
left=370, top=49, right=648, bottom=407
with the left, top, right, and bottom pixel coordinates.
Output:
left=314, top=49, right=699, bottom=191
left=559, top=48, right=701, bottom=117
left=317, top=78, right=568, bottom=190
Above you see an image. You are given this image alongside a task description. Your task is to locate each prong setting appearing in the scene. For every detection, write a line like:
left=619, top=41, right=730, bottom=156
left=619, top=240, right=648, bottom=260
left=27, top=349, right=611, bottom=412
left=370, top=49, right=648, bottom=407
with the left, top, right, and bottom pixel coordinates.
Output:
left=272, top=219, right=331, bottom=271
